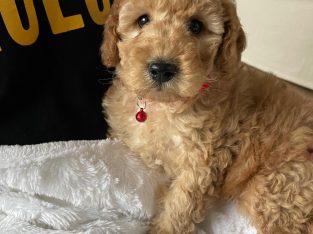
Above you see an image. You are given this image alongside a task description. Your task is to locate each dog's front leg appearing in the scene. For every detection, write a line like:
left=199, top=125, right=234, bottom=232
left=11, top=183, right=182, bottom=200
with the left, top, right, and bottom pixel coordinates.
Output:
left=149, top=166, right=214, bottom=234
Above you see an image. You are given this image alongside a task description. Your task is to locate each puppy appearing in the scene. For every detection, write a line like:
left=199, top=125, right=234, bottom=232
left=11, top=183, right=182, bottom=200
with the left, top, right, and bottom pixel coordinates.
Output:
left=101, top=0, right=313, bottom=233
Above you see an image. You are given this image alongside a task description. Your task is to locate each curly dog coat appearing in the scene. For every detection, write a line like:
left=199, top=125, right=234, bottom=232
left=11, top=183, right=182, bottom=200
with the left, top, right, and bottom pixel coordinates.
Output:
left=101, top=0, right=313, bottom=233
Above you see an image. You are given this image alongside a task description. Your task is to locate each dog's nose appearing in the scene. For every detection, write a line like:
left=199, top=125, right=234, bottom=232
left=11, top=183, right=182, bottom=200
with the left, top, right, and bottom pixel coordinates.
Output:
left=148, top=62, right=178, bottom=83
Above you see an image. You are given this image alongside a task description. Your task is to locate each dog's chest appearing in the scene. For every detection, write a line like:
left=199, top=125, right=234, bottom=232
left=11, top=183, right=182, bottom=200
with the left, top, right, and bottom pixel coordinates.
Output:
left=119, top=114, right=185, bottom=173
left=104, top=86, right=188, bottom=172
left=129, top=117, right=185, bottom=171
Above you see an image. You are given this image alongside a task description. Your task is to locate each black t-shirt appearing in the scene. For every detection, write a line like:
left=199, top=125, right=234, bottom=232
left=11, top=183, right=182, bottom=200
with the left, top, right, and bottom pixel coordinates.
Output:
left=0, top=0, right=113, bottom=145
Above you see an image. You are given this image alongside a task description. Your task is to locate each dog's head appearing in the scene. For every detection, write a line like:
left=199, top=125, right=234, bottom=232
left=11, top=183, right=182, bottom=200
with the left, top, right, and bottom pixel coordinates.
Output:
left=101, top=0, right=246, bottom=101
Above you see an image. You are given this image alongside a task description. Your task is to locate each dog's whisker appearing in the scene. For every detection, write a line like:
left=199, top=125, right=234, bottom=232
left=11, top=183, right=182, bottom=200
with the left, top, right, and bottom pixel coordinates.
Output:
left=96, top=66, right=116, bottom=75
left=98, top=78, right=113, bottom=86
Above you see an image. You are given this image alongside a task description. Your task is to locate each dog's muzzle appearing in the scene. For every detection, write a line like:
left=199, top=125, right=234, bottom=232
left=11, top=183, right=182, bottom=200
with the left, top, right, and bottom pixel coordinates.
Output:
left=148, top=61, right=178, bottom=84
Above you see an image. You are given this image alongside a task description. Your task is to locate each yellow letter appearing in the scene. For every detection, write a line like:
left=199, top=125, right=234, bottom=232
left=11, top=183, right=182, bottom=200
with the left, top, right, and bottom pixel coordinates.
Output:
left=85, top=0, right=110, bottom=25
left=0, top=0, right=39, bottom=46
left=43, top=0, right=84, bottom=34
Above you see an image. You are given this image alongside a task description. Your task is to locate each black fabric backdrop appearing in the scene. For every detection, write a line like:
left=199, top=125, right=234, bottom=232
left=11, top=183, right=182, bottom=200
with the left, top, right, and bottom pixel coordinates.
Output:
left=0, top=0, right=114, bottom=145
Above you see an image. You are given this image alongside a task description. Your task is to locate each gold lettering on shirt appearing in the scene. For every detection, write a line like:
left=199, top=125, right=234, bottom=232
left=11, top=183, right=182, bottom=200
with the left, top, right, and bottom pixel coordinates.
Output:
left=43, top=0, right=84, bottom=34
left=0, top=0, right=39, bottom=46
left=85, top=0, right=110, bottom=25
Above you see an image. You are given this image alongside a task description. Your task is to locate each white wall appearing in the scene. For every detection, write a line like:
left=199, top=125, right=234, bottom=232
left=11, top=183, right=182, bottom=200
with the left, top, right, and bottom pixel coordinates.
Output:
left=237, top=0, right=313, bottom=90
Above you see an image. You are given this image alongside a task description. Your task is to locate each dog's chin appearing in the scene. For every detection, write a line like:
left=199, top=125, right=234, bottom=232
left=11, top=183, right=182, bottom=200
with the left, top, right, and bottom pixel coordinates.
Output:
left=144, top=91, right=181, bottom=103
left=138, top=88, right=197, bottom=103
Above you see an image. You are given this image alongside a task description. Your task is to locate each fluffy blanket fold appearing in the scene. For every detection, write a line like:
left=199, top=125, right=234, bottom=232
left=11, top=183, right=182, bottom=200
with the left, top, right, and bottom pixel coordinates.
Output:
left=0, top=139, right=256, bottom=234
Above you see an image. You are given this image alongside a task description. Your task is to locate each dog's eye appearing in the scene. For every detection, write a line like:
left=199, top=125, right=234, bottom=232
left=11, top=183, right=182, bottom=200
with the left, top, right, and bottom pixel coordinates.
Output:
left=188, top=19, right=203, bottom=34
left=138, top=15, right=150, bottom=28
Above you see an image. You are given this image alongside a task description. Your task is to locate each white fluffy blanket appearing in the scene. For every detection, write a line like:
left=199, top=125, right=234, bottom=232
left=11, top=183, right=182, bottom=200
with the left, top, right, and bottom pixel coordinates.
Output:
left=0, top=139, right=256, bottom=234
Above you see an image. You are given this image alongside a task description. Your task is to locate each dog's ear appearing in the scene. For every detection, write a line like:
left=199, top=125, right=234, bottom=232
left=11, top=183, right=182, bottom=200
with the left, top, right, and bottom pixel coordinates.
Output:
left=100, top=0, right=123, bottom=68
left=216, top=0, right=246, bottom=76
